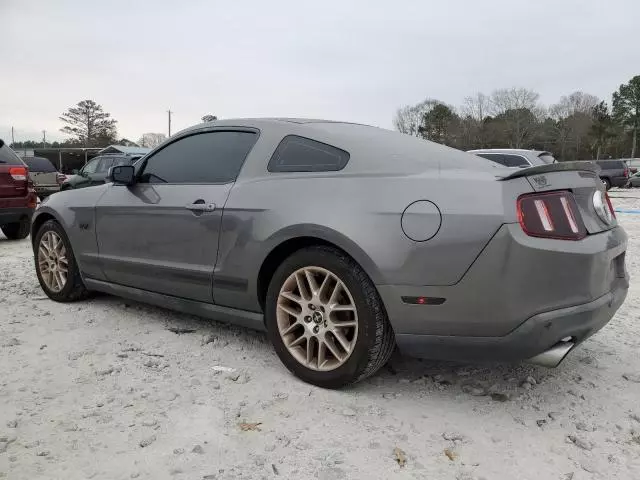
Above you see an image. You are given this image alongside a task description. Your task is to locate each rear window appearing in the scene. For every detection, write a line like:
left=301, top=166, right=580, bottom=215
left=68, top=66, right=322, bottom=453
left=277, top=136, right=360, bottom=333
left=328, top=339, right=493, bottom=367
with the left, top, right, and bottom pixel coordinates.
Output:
left=538, top=153, right=556, bottom=164
left=0, top=144, right=25, bottom=166
left=476, top=153, right=529, bottom=168
left=23, top=156, right=57, bottom=172
left=268, top=135, right=350, bottom=172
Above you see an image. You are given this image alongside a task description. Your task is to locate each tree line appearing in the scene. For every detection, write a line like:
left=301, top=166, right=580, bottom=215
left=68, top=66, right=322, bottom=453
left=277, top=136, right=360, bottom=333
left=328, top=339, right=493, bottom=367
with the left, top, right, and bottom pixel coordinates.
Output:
left=393, top=75, right=640, bottom=160
left=10, top=101, right=220, bottom=150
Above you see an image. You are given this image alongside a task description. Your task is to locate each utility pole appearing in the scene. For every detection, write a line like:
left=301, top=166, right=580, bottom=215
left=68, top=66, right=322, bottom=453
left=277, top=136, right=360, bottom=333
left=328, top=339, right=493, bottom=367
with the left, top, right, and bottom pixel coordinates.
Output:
left=167, top=109, right=173, bottom=137
left=11, top=126, right=15, bottom=145
left=42, top=130, right=46, bottom=148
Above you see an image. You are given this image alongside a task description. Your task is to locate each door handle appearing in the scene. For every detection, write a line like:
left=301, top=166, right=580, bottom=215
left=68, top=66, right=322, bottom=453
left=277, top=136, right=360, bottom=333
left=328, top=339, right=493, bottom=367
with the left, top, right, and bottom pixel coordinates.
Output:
left=186, top=201, right=216, bottom=213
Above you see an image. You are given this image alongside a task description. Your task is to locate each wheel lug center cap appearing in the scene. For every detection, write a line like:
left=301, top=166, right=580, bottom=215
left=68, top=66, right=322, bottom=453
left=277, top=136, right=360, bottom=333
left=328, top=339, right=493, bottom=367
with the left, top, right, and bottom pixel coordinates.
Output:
left=312, top=311, right=323, bottom=324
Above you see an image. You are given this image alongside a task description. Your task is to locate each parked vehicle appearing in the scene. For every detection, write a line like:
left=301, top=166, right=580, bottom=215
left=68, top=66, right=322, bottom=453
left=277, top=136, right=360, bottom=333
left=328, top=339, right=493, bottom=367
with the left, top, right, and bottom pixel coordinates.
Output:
left=468, top=149, right=556, bottom=167
left=0, top=140, right=37, bottom=239
left=625, top=158, right=640, bottom=174
left=594, top=160, right=629, bottom=190
left=23, top=156, right=66, bottom=200
left=60, top=154, right=143, bottom=190
left=31, top=119, right=628, bottom=388
left=625, top=171, right=640, bottom=188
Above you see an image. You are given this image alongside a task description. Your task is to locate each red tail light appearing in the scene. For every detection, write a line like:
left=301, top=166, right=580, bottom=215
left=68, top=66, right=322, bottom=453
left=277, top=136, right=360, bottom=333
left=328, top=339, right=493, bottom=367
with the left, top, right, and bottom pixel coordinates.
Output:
left=624, top=167, right=629, bottom=178
left=517, top=191, right=587, bottom=240
left=605, top=192, right=616, bottom=219
left=9, top=166, right=28, bottom=181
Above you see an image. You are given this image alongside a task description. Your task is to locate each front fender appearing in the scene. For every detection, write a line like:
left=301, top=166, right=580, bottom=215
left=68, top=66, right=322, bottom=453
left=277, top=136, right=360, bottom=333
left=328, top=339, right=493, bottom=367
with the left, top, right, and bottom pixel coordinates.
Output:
left=31, top=186, right=109, bottom=281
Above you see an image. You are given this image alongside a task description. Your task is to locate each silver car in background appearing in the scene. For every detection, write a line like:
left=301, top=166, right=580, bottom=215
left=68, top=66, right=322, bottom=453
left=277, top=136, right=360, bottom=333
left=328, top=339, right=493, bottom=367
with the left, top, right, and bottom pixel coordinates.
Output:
left=468, top=148, right=556, bottom=168
left=31, top=119, right=628, bottom=388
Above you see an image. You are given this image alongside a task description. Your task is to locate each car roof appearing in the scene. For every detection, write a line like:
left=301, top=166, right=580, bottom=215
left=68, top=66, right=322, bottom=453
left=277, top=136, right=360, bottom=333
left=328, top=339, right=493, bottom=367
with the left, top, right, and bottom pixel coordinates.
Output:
left=175, top=118, right=498, bottom=174
left=184, top=117, right=370, bottom=131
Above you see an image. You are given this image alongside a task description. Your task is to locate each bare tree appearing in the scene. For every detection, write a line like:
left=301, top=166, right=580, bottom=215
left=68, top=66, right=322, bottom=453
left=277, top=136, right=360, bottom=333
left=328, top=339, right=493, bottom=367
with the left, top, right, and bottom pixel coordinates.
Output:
left=462, top=92, right=490, bottom=122
left=549, top=92, right=600, bottom=160
left=393, top=99, right=441, bottom=136
left=201, top=114, right=218, bottom=122
left=461, top=93, right=490, bottom=147
left=138, top=133, right=167, bottom=149
left=488, top=88, right=544, bottom=148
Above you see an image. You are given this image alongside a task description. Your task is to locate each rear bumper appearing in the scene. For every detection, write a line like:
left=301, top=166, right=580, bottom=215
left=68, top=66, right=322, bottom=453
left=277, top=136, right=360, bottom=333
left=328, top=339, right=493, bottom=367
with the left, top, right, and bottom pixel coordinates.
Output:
left=378, top=222, right=629, bottom=362
left=394, top=283, right=627, bottom=362
left=0, top=207, right=34, bottom=226
left=34, top=185, right=60, bottom=197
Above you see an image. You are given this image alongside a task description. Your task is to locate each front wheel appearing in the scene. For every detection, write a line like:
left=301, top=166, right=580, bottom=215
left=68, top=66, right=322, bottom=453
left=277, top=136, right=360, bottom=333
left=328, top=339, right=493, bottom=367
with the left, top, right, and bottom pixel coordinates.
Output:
left=265, top=246, right=395, bottom=388
left=33, top=220, right=89, bottom=302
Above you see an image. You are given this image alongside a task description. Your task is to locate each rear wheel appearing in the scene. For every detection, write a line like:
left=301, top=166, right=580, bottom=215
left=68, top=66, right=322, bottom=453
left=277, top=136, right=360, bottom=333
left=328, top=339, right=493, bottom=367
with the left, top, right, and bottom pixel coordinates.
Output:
left=265, top=246, right=395, bottom=388
left=33, top=220, right=89, bottom=302
left=1, top=219, right=30, bottom=240
left=602, top=178, right=611, bottom=190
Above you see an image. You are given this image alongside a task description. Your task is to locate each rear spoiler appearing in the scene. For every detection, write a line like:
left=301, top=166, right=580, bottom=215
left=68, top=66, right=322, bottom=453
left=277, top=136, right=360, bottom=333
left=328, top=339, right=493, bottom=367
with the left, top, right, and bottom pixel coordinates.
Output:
left=496, top=161, right=599, bottom=181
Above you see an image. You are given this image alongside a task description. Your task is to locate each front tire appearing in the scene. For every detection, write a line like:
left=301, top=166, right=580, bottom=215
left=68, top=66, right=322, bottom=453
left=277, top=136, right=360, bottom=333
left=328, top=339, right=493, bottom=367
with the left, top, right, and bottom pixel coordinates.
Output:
left=33, top=220, right=89, bottom=302
left=265, top=246, right=395, bottom=388
left=1, top=219, right=30, bottom=240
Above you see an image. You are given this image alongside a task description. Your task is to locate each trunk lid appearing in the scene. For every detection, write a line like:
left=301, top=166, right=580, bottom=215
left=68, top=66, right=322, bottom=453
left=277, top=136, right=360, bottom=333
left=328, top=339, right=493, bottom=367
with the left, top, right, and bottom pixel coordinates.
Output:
left=23, top=156, right=60, bottom=187
left=497, top=161, right=612, bottom=235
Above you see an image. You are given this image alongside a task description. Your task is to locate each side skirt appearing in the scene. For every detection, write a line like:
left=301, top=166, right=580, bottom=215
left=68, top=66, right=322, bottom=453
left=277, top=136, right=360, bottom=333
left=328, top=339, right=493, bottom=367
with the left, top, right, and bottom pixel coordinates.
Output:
left=84, top=278, right=265, bottom=332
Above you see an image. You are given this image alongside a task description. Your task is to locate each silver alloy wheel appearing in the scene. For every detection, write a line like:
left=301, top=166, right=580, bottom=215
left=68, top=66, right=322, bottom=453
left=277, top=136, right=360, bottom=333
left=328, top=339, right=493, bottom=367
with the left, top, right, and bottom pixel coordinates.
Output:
left=276, top=266, right=358, bottom=371
left=37, top=231, right=69, bottom=293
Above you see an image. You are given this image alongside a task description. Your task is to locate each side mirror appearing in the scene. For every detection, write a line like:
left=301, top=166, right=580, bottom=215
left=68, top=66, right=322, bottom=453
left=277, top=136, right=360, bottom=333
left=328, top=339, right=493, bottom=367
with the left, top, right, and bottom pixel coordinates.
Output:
left=108, top=165, right=136, bottom=185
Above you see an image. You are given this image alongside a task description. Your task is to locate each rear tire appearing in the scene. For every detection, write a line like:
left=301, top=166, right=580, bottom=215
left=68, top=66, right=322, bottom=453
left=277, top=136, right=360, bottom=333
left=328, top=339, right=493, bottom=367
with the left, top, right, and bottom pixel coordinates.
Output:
left=265, top=246, right=395, bottom=388
left=33, top=220, right=90, bottom=302
left=1, top=219, right=30, bottom=240
left=602, top=178, right=611, bottom=190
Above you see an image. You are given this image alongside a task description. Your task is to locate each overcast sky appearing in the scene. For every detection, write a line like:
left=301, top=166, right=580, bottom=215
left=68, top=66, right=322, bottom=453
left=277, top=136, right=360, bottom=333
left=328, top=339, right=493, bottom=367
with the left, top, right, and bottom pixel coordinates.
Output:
left=1, top=0, right=638, bottom=144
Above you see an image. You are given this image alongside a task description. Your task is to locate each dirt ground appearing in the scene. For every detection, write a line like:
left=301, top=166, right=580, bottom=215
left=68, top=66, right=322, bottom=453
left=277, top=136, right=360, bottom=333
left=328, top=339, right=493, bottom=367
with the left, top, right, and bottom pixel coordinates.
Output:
left=1, top=192, right=639, bottom=480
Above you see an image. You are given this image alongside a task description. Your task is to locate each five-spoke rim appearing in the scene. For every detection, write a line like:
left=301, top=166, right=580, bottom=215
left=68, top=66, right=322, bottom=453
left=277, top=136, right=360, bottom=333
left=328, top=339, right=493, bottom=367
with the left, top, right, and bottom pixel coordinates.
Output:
left=38, top=231, right=68, bottom=293
left=276, top=266, right=358, bottom=371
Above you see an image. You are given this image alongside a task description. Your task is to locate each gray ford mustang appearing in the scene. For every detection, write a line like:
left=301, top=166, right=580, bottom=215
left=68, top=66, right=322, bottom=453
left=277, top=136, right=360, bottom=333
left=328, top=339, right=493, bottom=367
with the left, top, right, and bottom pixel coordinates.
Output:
left=31, top=118, right=629, bottom=388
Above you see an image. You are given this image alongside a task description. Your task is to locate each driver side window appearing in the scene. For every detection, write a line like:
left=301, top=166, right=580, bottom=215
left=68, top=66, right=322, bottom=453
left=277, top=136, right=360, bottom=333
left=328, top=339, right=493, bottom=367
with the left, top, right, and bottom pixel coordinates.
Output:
left=139, top=131, right=258, bottom=184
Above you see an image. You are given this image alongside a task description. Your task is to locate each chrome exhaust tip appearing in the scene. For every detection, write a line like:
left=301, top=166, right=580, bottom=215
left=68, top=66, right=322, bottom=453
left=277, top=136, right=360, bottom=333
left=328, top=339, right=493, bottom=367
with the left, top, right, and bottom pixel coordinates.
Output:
left=527, top=341, right=575, bottom=368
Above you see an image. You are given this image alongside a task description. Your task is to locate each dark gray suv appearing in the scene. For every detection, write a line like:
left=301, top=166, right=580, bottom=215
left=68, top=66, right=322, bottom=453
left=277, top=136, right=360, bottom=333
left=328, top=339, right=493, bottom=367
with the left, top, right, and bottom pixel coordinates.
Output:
left=595, top=160, right=629, bottom=190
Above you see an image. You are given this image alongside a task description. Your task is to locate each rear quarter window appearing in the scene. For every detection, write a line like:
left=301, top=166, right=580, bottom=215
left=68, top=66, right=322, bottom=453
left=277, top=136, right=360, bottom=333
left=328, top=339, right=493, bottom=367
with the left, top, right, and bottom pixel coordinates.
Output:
left=24, top=157, right=57, bottom=172
left=476, top=153, right=529, bottom=168
left=537, top=153, right=556, bottom=164
left=268, top=135, right=350, bottom=172
left=0, top=144, right=25, bottom=166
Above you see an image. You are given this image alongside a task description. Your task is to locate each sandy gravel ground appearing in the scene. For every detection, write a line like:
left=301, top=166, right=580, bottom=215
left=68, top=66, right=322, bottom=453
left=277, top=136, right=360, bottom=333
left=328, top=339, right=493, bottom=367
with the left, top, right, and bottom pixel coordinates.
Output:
left=1, top=192, right=639, bottom=480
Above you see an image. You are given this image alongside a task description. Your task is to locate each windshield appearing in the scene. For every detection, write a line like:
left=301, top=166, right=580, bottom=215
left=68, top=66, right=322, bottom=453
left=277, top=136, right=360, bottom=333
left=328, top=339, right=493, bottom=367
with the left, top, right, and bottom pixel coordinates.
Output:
left=81, top=158, right=100, bottom=174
